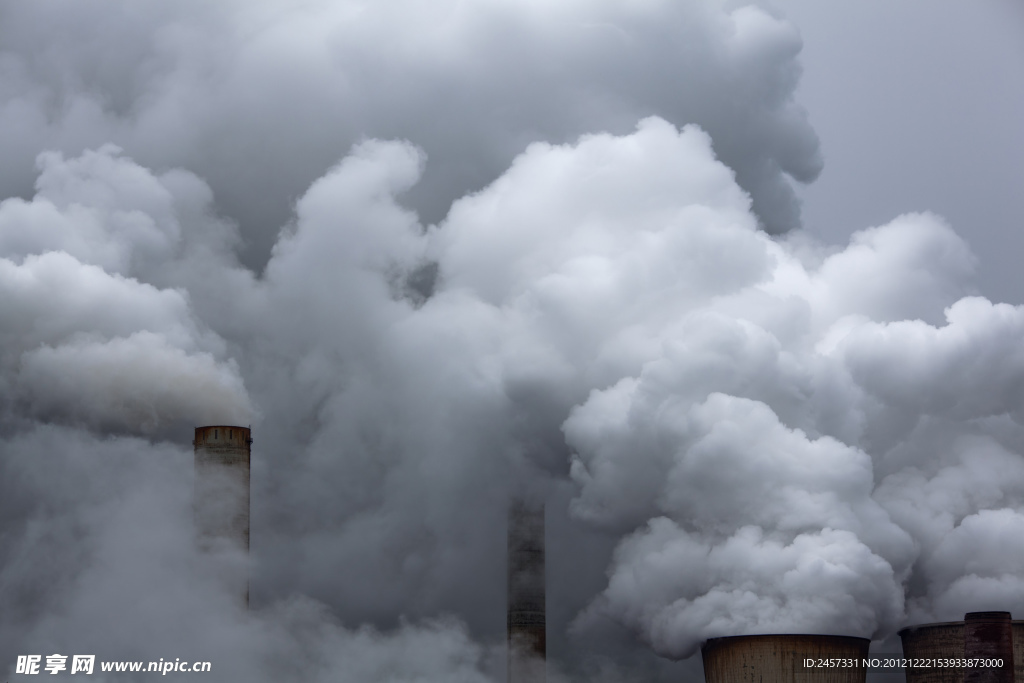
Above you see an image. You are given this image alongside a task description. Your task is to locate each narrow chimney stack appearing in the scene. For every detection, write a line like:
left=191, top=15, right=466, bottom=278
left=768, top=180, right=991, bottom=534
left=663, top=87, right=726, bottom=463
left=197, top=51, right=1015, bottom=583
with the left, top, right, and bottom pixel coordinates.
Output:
left=508, top=495, right=545, bottom=683
left=193, top=425, right=251, bottom=606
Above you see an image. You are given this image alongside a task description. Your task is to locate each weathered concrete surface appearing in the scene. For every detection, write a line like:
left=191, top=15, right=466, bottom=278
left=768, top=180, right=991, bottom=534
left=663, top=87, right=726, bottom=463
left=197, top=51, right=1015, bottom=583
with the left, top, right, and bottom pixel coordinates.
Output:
left=900, top=612, right=1018, bottom=683
left=901, top=622, right=966, bottom=683
left=702, top=634, right=869, bottom=683
left=963, top=612, right=1013, bottom=683
left=1011, top=621, right=1024, bottom=683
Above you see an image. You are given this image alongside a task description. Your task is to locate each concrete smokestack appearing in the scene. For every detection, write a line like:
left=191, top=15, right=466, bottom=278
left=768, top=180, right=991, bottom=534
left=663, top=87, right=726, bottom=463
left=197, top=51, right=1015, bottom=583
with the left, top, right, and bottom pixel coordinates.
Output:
left=963, top=612, right=1014, bottom=683
left=701, top=634, right=869, bottom=683
left=899, top=612, right=1016, bottom=683
left=507, top=496, right=545, bottom=683
left=193, top=425, right=251, bottom=606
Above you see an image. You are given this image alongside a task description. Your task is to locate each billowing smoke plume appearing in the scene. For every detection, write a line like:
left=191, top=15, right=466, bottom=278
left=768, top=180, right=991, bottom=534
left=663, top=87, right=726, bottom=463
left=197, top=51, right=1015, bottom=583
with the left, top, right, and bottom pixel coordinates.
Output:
left=2, top=2, right=1022, bottom=682
left=0, top=0, right=819, bottom=263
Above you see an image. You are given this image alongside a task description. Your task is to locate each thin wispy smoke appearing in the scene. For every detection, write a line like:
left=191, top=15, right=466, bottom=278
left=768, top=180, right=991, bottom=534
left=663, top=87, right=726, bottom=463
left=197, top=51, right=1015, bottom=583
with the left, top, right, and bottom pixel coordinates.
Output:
left=1, top=2, right=1022, bottom=682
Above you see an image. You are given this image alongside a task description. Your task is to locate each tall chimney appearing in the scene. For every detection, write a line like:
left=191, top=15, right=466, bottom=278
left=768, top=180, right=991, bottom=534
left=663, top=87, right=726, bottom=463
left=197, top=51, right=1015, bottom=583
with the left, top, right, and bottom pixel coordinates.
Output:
left=508, top=496, right=545, bottom=683
left=193, top=425, right=251, bottom=606
left=963, top=612, right=1014, bottom=683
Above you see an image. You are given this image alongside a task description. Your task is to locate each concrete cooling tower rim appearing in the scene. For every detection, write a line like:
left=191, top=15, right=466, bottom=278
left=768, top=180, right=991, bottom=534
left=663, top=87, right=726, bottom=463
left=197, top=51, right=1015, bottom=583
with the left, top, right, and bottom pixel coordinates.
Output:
left=899, top=622, right=973, bottom=636
left=898, top=619, right=1024, bottom=636
left=703, top=634, right=872, bottom=645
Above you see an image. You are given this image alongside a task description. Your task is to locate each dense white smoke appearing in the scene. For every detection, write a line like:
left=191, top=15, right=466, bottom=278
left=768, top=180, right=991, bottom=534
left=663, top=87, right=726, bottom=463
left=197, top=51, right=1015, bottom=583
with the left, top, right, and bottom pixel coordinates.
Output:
left=0, top=0, right=819, bottom=265
left=2, top=2, right=1023, bottom=682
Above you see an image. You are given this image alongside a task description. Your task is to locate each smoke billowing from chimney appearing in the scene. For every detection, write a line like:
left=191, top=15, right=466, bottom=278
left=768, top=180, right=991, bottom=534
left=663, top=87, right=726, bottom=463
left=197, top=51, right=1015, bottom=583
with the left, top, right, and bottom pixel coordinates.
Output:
left=0, top=2, right=1022, bottom=682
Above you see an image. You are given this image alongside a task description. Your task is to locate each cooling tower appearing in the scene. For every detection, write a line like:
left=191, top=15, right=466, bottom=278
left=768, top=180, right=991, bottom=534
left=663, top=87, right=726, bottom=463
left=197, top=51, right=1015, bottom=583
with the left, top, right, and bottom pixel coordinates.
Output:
left=193, top=425, right=251, bottom=606
left=701, top=634, right=869, bottom=683
left=1011, top=621, right=1024, bottom=683
left=900, top=621, right=965, bottom=683
left=963, top=613, right=1014, bottom=683
left=507, top=496, right=545, bottom=683
left=899, top=612, right=1015, bottom=683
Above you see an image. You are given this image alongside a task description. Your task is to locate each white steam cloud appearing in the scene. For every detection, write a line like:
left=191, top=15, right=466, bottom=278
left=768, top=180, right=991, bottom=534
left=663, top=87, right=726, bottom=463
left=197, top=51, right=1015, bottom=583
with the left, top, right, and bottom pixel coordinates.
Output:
left=0, top=0, right=819, bottom=261
left=1, top=2, right=1022, bottom=682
